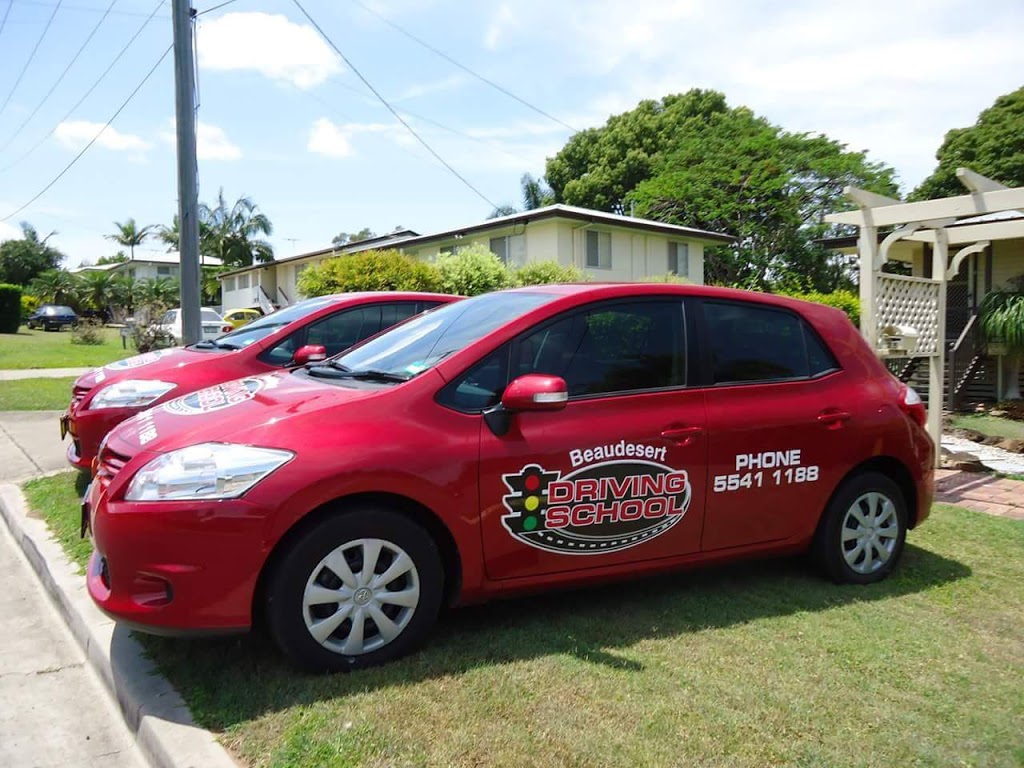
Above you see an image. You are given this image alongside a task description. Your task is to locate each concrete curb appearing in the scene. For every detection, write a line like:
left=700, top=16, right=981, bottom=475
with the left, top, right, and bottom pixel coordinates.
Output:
left=0, top=483, right=238, bottom=768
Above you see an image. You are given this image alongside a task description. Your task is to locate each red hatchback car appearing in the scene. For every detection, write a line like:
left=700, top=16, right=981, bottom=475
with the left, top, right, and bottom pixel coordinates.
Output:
left=62, top=292, right=457, bottom=469
left=83, top=284, right=933, bottom=671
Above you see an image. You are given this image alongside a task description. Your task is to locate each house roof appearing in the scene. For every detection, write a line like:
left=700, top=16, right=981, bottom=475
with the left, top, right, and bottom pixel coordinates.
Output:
left=217, top=205, right=734, bottom=282
left=73, top=250, right=223, bottom=273
left=216, top=229, right=420, bottom=279
left=392, top=204, right=735, bottom=249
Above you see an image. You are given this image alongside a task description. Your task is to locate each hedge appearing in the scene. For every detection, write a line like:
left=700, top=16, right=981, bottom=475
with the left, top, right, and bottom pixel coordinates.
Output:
left=780, top=289, right=860, bottom=326
left=0, top=283, right=22, bottom=333
left=297, top=249, right=441, bottom=297
left=435, top=245, right=511, bottom=296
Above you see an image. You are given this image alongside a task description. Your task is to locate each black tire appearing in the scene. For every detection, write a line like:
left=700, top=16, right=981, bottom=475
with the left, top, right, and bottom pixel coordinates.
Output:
left=813, top=471, right=907, bottom=585
left=265, top=508, right=444, bottom=672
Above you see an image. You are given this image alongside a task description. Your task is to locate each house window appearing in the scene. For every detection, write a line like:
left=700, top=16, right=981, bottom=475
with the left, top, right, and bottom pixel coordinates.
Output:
left=127, top=269, right=136, bottom=279
left=585, top=231, right=611, bottom=269
left=439, top=245, right=456, bottom=256
left=489, top=234, right=526, bottom=266
left=223, top=277, right=236, bottom=292
left=668, top=242, right=689, bottom=277
left=157, top=266, right=171, bottom=276
left=239, top=274, right=250, bottom=289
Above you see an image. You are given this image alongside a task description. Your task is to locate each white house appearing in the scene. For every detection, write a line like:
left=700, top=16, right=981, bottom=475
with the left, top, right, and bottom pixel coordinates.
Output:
left=218, top=204, right=734, bottom=311
left=74, top=251, right=223, bottom=281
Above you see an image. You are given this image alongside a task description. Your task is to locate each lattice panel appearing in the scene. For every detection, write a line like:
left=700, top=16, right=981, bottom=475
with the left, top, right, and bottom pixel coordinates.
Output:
left=875, top=274, right=940, bottom=356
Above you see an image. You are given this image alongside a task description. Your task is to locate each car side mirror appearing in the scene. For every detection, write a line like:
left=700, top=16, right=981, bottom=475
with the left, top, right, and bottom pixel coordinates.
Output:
left=293, top=344, right=327, bottom=366
left=501, top=374, right=568, bottom=412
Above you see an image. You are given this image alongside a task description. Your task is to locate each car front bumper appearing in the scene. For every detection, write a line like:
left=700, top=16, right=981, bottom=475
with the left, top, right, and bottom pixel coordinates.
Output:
left=64, top=406, right=141, bottom=471
left=84, top=478, right=270, bottom=633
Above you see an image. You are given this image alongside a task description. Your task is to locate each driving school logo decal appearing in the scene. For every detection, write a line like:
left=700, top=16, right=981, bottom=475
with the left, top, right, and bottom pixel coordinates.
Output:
left=105, top=349, right=176, bottom=371
left=501, top=459, right=691, bottom=555
left=163, top=377, right=264, bottom=416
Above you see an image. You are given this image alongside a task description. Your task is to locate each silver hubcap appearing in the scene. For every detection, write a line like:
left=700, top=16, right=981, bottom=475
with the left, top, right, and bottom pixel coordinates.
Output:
left=302, top=538, right=420, bottom=656
left=841, top=492, right=900, bottom=574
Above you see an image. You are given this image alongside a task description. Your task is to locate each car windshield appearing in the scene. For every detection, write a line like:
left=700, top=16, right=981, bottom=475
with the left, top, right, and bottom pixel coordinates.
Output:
left=202, top=296, right=338, bottom=349
left=329, top=291, right=556, bottom=379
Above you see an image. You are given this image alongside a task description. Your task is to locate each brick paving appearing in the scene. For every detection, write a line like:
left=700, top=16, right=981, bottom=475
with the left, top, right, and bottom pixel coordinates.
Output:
left=935, top=469, right=1024, bottom=520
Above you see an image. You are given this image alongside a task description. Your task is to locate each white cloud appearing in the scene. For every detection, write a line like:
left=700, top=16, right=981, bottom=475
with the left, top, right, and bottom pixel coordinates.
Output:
left=197, top=12, right=342, bottom=89
left=308, top=118, right=420, bottom=158
left=484, top=4, right=515, bottom=50
left=0, top=220, right=22, bottom=243
left=393, top=74, right=468, bottom=102
left=54, top=121, right=150, bottom=152
left=160, top=120, right=242, bottom=161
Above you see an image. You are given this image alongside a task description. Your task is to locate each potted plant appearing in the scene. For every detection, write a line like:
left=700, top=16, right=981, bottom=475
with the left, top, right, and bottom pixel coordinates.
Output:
left=980, top=274, right=1024, bottom=401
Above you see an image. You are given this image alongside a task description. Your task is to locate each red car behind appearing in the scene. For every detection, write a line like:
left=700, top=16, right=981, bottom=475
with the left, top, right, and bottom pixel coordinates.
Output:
left=83, top=283, right=934, bottom=672
left=62, top=292, right=457, bottom=469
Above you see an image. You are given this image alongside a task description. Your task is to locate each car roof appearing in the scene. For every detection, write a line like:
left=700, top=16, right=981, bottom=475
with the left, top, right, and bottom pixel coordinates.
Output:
left=501, top=282, right=841, bottom=318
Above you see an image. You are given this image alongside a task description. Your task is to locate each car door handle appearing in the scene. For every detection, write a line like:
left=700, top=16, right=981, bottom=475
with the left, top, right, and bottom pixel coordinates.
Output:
left=817, top=409, right=851, bottom=429
left=660, top=426, right=704, bottom=445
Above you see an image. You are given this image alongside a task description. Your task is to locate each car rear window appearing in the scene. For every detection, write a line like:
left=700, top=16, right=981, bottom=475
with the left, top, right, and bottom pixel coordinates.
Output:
left=703, top=300, right=838, bottom=384
left=201, top=309, right=222, bottom=322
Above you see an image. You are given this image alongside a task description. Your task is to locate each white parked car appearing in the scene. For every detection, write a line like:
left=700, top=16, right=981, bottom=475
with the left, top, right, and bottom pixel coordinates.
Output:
left=155, top=308, right=233, bottom=344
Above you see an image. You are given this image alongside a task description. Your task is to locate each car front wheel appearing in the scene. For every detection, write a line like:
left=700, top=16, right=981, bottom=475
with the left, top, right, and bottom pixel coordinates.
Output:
left=265, top=508, right=444, bottom=672
left=814, top=471, right=907, bottom=585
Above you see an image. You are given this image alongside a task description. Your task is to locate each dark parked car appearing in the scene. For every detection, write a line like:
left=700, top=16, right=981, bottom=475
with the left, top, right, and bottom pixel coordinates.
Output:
left=27, top=305, right=79, bottom=331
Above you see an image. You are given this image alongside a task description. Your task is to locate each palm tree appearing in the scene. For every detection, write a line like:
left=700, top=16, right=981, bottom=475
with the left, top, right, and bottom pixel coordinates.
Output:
left=29, top=269, right=78, bottom=305
left=78, top=271, right=116, bottom=317
left=981, top=276, right=1024, bottom=400
left=202, top=189, right=274, bottom=268
left=106, top=218, right=156, bottom=261
left=521, top=173, right=554, bottom=210
left=108, top=274, right=136, bottom=321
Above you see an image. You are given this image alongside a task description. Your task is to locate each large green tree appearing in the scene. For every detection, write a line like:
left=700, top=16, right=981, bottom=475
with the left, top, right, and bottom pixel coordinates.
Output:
left=913, top=86, right=1024, bottom=200
left=332, top=227, right=376, bottom=247
left=540, top=90, right=897, bottom=291
left=0, top=223, right=65, bottom=286
left=106, top=218, right=156, bottom=260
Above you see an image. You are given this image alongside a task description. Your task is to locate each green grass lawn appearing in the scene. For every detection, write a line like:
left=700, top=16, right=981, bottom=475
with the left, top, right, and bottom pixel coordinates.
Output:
left=24, top=472, right=1024, bottom=768
left=0, top=377, right=76, bottom=410
left=0, top=326, right=132, bottom=369
left=951, top=413, right=1024, bottom=440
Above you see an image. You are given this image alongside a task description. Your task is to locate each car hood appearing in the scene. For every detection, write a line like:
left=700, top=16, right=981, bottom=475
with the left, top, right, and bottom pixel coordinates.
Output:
left=104, top=369, right=401, bottom=457
left=75, top=347, right=232, bottom=391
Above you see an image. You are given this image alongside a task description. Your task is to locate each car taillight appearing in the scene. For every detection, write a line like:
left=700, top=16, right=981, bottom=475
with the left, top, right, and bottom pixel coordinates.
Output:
left=221, top=324, right=232, bottom=333
left=899, top=385, right=927, bottom=427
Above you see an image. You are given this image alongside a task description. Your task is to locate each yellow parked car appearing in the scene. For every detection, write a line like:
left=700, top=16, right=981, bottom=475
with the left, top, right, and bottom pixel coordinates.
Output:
left=222, top=308, right=262, bottom=329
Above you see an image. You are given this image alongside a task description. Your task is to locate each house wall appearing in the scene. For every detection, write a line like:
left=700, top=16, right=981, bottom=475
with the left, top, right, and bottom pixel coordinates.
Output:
left=403, top=219, right=706, bottom=284
left=114, top=262, right=180, bottom=282
left=991, top=238, right=1024, bottom=289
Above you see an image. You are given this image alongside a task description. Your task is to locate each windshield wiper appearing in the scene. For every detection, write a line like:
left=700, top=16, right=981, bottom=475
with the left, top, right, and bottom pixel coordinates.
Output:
left=306, top=366, right=409, bottom=383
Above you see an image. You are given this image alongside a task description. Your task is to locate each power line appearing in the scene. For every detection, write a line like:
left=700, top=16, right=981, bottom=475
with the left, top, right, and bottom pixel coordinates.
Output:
left=5, top=0, right=168, bottom=19
left=0, top=0, right=165, bottom=173
left=197, top=0, right=237, bottom=15
left=0, top=2, right=13, bottom=40
left=291, top=0, right=497, bottom=209
left=0, top=0, right=116, bottom=154
left=348, top=0, right=576, bottom=134
left=0, top=0, right=64, bottom=120
left=1, top=43, right=172, bottom=223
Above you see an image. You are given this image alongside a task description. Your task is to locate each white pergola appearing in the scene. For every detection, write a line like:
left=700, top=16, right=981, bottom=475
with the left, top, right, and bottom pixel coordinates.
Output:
left=825, top=168, right=1024, bottom=465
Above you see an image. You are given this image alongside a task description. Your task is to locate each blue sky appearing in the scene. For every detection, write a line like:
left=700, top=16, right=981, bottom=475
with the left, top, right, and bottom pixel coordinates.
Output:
left=0, top=0, right=1022, bottom=268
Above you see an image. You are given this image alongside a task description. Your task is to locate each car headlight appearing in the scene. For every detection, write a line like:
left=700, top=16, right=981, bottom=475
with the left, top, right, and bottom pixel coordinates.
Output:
left=89, top=380, right=177, bottom=409
left=125, top=443, right=294, bottom=501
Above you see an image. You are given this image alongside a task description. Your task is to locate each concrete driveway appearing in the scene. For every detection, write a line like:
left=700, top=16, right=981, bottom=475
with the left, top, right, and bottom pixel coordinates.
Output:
left=0, top=411, right=72, bottom=482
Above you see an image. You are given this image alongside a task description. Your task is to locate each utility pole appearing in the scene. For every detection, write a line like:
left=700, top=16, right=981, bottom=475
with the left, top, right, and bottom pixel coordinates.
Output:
left=172, top=0, right=201, bottom=344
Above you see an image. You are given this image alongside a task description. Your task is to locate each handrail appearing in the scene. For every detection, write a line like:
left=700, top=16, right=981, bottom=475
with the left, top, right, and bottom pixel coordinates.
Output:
left=947, top=313, right=985, bottom=408
left=277, top=286, right=290, bottom=306
left=257, top=285, right=275, bottom=314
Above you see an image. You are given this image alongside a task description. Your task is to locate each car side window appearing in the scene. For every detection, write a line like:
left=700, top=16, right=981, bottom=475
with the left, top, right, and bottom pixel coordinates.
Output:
left=703, top=301, right=838, bottom=384
left=306, top=307, right=381, bottom=357
left=261, top=333, right=299, bottom=366
left=159, top=311, right=174, bottom=325
left=438, top=300, right=686, bottom=412
left=378, top=302, right=422, bottom=329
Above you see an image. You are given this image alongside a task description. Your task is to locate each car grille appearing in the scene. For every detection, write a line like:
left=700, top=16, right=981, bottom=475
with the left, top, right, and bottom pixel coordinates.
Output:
left=96, top=446, right=131, bottom=489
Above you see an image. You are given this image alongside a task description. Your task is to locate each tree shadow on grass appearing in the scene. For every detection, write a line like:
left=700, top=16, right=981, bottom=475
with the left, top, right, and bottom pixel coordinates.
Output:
left=134, top=543, right=970, bottom=731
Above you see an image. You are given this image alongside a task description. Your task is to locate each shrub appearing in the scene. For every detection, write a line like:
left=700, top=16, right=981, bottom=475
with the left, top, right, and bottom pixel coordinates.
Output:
left=512, top=260, right=586, bottom=287
left=298, top=249, right=441, bottom=297
left=70, top=318, right=104, bottom=345
left=20, top=293, right=40, bottom=322
left=780, top=289, right=860, bottom=326
left=435, top=245, right=512, bottom=296
left=130, top=324, right=176, bottom=353
left=0, top=283, right=22, bottom=334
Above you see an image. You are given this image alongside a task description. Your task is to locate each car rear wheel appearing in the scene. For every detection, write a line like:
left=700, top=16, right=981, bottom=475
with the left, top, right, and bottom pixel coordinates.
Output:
left=814, top=471, right=907, bottom=585
left=265, top=508, right=444, bottom=672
